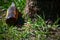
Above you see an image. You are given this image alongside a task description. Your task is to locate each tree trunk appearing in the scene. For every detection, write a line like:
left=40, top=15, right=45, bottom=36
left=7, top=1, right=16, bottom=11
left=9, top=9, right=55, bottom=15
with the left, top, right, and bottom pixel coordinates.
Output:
left=25, top=0, right=60, bottom=23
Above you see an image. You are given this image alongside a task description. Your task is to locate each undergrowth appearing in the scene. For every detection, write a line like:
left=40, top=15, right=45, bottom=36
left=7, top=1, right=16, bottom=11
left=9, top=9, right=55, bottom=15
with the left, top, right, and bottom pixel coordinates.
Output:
left=0, top=15, right=60, bottom=40
left=0, top=0, right=60, bottom=40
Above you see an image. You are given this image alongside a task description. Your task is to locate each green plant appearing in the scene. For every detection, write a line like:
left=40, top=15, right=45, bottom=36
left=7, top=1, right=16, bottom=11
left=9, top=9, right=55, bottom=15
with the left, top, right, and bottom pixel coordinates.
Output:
left=0, top=0, right=60, bottom=40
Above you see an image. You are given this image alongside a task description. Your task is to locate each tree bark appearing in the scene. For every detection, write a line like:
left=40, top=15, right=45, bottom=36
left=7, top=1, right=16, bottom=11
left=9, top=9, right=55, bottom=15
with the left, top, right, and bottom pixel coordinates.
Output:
left=25, top=0, right=60, bottom=22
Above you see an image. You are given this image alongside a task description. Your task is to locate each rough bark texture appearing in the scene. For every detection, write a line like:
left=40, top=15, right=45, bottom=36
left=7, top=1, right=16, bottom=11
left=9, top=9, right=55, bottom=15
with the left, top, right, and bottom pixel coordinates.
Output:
left=25, top=0, right=60, bottom=23
left=25, top=0, right=40, bottom=21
